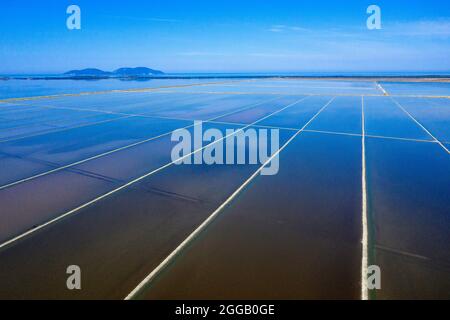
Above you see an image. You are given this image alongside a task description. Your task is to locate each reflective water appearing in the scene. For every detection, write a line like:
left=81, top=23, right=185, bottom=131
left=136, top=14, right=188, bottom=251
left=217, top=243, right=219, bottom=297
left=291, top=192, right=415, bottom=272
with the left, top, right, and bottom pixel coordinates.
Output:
left=0, top=117, right=191, bottom=186
left=366, top=138, right=450, bottom=299
left=380, top=82, right=450, bottom=96
left=0, top=79, right=449, bottom=300
left=0, top=124, right=294, bottom=299
left=138, top=132, right=362, bottom=299
left=307, top=96, right=362, bottom=134
left=364, top=97, right=432, bottom=140
left=393, top=97, right=450, bottom=142
left=258, top=96, right=331, bottom=129
left=0, top=79, right=219, bottom=99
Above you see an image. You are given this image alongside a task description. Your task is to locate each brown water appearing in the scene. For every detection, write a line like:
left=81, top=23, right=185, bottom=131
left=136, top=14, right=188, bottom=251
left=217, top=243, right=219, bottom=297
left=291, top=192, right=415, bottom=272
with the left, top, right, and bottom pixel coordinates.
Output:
left=366, top=138, right=450, bottom=299
left=0, top=125, right=293, bottom=299
left=138, top=132, right=362, bottom=299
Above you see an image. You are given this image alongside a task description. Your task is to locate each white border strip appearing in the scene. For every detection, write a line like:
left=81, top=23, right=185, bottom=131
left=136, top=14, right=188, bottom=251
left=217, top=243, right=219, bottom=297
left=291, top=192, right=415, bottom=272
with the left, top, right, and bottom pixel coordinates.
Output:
left=361, top=96, right=369, bottom=300
left=375, top=82, right=388, bottom=96
left=124, top=97, right=335, bottom=300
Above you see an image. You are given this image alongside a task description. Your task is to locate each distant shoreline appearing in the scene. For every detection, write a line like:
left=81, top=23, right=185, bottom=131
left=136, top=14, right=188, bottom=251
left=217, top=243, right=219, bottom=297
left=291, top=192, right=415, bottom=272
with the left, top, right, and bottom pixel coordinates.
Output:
left=1, top=75, right=450, bottom=82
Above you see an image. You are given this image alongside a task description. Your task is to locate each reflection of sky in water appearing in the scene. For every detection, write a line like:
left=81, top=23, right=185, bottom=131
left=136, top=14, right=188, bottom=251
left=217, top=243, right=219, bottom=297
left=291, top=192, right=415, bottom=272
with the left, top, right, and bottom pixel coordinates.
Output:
left=364, top=96, right=434, bottom=140
left=393, top=97, right=450, bottom=142
left=307, top=96, right=362, bottom=134
left=381, top=82, right=450, bottom=96
left=0, top=79, right=215, bottom=99
left=366, top=139, right=450, bottom=299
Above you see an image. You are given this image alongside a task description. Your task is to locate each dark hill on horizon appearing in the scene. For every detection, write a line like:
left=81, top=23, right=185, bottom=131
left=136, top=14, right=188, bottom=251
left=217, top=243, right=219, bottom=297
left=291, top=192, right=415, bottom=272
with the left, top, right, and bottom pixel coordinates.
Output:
left=114, top=67, right=164, bottom=76
left=64, top=68, right=112, bottom=76
left=64, top=67, right=164, bottom=77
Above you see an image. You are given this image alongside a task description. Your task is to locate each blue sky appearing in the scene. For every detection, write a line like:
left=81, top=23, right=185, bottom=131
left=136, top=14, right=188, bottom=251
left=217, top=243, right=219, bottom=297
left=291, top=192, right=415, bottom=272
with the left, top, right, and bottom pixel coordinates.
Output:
left=1, top=0, right=450, bottom=73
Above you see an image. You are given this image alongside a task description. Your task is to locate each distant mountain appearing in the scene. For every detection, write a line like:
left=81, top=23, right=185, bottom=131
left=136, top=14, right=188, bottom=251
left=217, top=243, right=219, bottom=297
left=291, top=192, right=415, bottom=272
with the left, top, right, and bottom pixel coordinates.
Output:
left=64, top=68, right=112, bottom=76
left=64, top=67, right=164, bottom=77
left=113, top=67, right=164, bottom=76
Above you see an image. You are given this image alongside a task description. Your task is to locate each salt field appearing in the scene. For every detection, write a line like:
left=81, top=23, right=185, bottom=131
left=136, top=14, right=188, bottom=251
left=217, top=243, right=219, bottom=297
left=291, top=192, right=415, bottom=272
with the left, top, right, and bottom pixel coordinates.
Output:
left=0, top=78, right=449, bottom=299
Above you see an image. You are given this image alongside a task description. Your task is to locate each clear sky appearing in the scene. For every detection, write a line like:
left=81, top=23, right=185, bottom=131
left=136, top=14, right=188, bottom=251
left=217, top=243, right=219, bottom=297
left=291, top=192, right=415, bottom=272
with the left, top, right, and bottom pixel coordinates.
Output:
left=1, top=0, right=450, bottom=74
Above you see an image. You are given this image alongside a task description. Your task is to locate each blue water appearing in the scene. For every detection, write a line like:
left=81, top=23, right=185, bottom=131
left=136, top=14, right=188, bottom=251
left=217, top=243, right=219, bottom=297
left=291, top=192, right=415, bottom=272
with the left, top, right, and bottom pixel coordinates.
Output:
left=2, top=72, right=450, bottom=99
left=0, top=78, right=213, bottom=99
left=381, top=82, right=450, bottom=96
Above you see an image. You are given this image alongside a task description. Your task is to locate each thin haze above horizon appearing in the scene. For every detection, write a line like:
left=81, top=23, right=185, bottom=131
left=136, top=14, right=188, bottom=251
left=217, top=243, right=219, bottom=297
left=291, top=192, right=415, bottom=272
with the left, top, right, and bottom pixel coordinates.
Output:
left=1, top=0, right=450, bottom=74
